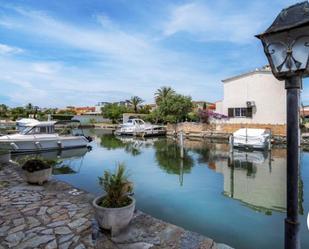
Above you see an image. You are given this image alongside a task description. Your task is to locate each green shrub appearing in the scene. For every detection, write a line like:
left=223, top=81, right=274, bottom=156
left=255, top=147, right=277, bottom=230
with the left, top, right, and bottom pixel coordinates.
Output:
left=98, top=163, right=133, bottom=208
left=22, top=159, right=51, bottom=172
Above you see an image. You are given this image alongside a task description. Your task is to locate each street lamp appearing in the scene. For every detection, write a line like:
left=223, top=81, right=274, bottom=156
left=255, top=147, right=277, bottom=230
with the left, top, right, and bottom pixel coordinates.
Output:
left=256, top=2, right=309, bottom=249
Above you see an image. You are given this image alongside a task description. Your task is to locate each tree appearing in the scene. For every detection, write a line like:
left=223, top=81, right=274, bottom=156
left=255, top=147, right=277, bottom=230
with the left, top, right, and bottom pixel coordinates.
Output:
left=10, top=107, right=27, bottom=120
left=157, top=94, right=193, bottom=123
left=129, top=96, right=143, bottom=113
left=155, top=86, right=175, bottom=104
left=101, top=103, right=128, bottom=123
left=198, top=109, right=210, bottom=124
left=0, top=104, right=8, bottom=118
left=139, top=104, right=151, bottom=114
left=25, top=103, right=33, bottom=116
left=203, top=102, right=207, bottom=110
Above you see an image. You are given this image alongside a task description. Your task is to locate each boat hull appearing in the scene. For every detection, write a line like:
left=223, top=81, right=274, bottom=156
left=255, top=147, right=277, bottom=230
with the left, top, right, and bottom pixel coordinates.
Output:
left=233, top=142, right=268, bottom=150
left=0, top=136, right=89, bottom=153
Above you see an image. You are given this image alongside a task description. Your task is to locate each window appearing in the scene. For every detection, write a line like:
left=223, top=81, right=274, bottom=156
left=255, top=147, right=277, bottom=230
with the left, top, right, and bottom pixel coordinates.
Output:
left=39, top=127, right=47, bottom=133
left=235, top=108, right=241, bottom=117
left=228, top=107, right=253, bottom=118
left=228, top=108, right=234, bottom=117
left=240, top=108, right=247, bottom=117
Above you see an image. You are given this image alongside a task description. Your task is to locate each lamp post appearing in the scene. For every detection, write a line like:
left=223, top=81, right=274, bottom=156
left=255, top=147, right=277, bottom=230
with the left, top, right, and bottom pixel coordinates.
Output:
left=256, top=2, right=309, bottom=249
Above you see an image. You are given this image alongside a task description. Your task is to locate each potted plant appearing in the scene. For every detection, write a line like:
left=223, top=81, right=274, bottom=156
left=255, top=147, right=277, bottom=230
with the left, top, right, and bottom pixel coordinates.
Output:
left=93, top=163, right=135, bottom=236
left=22, top=159, right=52, bottom=185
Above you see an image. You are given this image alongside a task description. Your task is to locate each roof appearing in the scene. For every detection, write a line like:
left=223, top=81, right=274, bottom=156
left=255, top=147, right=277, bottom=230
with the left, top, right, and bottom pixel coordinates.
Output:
left=256, top=1, right=309, bottom=38
left=16, top=118, right=39, bottom=125
left=192, top=101, right=214, bottom=105
left=222, top=66, right=272, bottom=83
left=25, top=121, right=57, bottom=127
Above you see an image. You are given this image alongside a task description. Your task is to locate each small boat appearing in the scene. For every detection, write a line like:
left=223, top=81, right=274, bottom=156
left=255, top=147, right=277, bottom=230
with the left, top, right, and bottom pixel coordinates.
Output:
left=115, top=118, right=166, bottom=137
left=0, top=120, right=91, bottom=153
left=232, top=128, right=270, bottom=150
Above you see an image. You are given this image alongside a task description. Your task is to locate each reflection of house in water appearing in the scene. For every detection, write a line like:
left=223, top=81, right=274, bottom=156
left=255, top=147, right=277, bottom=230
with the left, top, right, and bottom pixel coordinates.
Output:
left=214, top=148, right=287, bottom=214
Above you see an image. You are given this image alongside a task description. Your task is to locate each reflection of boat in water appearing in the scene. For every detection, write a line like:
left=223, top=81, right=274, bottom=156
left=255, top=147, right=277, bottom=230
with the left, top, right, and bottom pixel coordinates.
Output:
left=116, top=136, right=159, bottom=147
left=11, top=147, right=89, bottom=162
left=231, top=149, right=268, bottom=164
left=202, top=143, right=290, bottom=214
left=214, top=148, right=287, bottom=214
left=232, top=128, right=270, bottom=150
left=115, top=119, right=166, bottom=137
left=0, top=120, right=91, bottom=153
left=12, top=147, right=89, bottom=175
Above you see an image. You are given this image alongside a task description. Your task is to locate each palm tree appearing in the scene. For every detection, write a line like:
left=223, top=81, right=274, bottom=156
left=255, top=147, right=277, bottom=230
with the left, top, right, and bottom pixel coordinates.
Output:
left=25, top=103, right=34, bottom=118
left=155, top=86, right=175, bottom=104
left=129, top=96, right=143, bottom=113
left=26, top=103, right=33, bottom=111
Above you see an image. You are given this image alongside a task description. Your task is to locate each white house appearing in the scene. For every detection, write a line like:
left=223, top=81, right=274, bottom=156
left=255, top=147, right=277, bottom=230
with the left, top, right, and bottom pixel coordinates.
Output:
left=215, top=66, right=286, bottom=125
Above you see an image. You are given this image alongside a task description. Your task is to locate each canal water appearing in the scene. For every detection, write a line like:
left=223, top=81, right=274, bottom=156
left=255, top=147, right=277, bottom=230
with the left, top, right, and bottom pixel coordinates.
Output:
left=12, top=130, right=309, bottom=249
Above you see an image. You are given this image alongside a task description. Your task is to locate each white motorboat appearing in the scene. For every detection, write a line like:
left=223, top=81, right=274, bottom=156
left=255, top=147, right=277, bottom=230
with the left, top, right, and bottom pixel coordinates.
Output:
left=0, top=120, right=91, bottom=153
left=232, top=128, right=270, bottom=150
left=115, top=118, right=166, bottom=137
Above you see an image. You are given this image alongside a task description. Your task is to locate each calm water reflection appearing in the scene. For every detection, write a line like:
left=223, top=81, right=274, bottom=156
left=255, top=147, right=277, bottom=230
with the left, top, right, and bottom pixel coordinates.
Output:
left=12, top=130, right=309, bottom=249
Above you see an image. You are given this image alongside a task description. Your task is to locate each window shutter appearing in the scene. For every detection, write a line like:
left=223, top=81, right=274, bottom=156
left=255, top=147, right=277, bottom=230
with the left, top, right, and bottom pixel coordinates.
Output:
left=247, top=107, right=253, bottom=118
left=228, top=108, right=234, bottom=117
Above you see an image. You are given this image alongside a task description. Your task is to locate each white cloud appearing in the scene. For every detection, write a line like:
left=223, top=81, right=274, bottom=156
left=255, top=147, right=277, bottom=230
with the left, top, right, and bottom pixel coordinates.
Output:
left=0, top=43, right=23, bottom=54
left=0, top=6, right=150, bottom=62
left=0, top=5, right=224, bottom=107
left=32, top=63, right=61, bottom=75
left=163, top=2, right=267, bottom=43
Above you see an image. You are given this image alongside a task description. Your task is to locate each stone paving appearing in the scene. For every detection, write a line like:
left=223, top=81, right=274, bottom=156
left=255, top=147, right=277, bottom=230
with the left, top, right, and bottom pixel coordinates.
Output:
left=0, top=163, right=233, bottom=249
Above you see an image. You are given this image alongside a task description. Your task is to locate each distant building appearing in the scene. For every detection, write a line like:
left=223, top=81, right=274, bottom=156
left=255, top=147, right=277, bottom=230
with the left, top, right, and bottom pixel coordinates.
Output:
left=148, top=104, right=157, bottom=112
left=95, top=100, right=133, bottom=113
left=301, top=105, right=309, bottom=120
left=192, top=101, right=215, bottom=111
left=215, top=66, right=286, bottom=125
left=118, top=100, right=132, bottom=108
left=95, top=102, right=110, bottom=113
left=74, top=106, right=95, bottom=115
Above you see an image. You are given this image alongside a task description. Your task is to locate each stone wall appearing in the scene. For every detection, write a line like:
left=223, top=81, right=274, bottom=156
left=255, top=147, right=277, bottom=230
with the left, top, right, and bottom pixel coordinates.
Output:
left=167, top=122, right=216, bottom=133
left=167, top=122, right=286, bottom=136
left=216, top=123, right=286, bottom=136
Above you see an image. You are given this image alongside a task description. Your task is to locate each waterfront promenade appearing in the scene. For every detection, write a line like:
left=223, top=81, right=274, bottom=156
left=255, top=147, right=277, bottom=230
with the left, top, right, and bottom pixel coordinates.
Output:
left=0, top=162, right=232, bottom=249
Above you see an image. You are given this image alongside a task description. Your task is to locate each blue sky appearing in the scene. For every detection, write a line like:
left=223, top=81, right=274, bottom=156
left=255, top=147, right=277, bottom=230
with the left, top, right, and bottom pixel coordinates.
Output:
left=0, top=0, right=308, bottom=107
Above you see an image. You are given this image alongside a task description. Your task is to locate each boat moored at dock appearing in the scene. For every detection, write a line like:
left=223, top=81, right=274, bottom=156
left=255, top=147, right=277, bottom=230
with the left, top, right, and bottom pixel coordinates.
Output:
left=231, top=128, right=271, bottom=150
left=0, top=120, right=91, bottom=153
left=115, top=118, right=166, bottom=137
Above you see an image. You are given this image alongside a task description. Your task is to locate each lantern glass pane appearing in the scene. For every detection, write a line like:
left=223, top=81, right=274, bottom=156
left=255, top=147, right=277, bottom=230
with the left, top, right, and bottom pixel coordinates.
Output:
left=292, top=36, right=309, bottom=70
left=267, top=42, right=287, bottom=72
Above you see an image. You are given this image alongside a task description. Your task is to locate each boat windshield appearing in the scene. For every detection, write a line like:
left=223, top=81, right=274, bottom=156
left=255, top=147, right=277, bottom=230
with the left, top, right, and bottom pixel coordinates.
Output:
left=21, top=125, right=55, bottom=135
